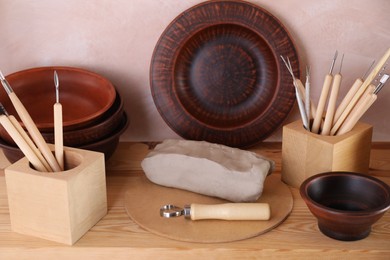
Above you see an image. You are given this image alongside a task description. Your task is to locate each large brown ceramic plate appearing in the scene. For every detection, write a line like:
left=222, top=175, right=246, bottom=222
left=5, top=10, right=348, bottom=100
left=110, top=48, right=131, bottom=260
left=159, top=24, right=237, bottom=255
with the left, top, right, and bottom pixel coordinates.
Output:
left=150, top=0, right=300, bottom=147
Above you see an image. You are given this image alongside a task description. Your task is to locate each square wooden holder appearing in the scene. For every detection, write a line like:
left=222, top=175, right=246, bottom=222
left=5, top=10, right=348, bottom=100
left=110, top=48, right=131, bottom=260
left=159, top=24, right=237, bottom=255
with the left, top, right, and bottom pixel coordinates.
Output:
left=281, top=120, right=373, bottom=188
left=4, top=146, right=107, bottom=245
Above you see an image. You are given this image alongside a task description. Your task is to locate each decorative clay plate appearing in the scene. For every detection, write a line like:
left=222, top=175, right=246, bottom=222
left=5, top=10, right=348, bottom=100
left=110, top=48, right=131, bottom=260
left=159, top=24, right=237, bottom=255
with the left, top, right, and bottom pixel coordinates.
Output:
left=150, top=0, right=300, bottom=147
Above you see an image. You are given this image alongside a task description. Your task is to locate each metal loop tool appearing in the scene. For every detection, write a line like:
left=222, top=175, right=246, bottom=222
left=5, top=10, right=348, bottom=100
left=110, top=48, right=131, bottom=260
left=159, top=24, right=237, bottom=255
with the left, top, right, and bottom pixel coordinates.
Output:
left=160, top=203, right=271, bottom=221
left=160, top=204, right=191, bottom=218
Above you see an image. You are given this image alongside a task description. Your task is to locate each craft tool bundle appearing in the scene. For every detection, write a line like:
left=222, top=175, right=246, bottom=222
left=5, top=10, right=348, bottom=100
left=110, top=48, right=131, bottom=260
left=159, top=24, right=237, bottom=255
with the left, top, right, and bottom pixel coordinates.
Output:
left=0, top=70, right=64, bottom=172
left=282, top=48, right=390, bottom=136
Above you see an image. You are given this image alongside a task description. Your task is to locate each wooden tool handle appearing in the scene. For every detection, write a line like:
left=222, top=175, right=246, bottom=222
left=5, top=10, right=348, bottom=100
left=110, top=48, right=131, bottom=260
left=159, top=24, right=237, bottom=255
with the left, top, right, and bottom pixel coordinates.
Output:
left=336, top=92, right=377, bottom=136
left=0, top=115, right=47, bottom=172
left=331, top=48, right=390, bottom=135
left=322, top=73, right=342, bottom=135
left=9, top=92, right=61, bottom=172
left=334, top=78, right=363, bottom=123
left=54, top=103, right=64, bottom=170
left=9, top=115, right=51, bottom=171
left=190, top=203, right=270, bottom=221
left=312, top=74, right=333, bottom=134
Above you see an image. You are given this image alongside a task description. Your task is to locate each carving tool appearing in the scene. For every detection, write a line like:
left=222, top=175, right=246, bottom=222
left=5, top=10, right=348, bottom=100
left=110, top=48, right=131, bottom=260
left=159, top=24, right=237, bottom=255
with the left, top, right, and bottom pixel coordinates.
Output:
left=322, top=54, right=344, bottom=135
left=331, top=48, right=390, bottom=135
left=0, top=103, right=51, bottom=171
left=305, top=66, right=311, bottom=123
left=312, top=51, right=338, bottom=134
left=296, top=78, right=317, bottom=119
left=0, top=70, right=61, bottom=172
left=333, top=60, right=375, bottom=124
left=280, top=56, right=309, bottom=130
left=160, top=203, right=271, bottom=221
left=337, top=74, right=389, bottom=135
left=54, top=71, right=64, bottom=170
left=0, top=105, right=48, bottom=172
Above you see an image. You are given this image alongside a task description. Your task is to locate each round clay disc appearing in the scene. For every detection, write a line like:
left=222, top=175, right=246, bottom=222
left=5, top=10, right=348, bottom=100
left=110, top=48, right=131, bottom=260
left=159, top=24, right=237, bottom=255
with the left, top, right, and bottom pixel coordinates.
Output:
left=124, top=174, right=293, bottom=243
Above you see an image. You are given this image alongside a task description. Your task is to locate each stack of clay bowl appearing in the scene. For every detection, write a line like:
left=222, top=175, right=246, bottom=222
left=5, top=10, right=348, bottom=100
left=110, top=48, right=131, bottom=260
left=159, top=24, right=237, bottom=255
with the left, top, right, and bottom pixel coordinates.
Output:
left=0, top=66, right=128, bottom=163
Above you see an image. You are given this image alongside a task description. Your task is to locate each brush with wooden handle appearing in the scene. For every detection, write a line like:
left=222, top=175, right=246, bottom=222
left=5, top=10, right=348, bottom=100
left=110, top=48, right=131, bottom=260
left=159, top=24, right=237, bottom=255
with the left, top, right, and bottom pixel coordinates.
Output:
left=54, top=71, right=64, bottom=171
left=0, top=70, right=61, bottom=172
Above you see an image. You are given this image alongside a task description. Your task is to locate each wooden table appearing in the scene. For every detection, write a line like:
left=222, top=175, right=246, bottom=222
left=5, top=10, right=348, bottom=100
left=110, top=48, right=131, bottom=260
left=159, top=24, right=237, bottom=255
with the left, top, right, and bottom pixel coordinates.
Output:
left=1, top=142, right=389, bottom=259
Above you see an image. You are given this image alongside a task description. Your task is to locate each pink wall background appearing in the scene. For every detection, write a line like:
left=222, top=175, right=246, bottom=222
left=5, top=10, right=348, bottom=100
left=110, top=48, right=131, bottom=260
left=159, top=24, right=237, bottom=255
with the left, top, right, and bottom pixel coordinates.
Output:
left=0, top=0, right=389, bottom=142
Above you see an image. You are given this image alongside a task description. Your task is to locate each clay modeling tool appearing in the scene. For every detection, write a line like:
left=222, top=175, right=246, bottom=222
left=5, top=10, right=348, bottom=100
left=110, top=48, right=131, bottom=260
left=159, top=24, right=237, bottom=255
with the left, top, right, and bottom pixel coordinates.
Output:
left=54, top=71, right=64, bottom=170
left=312, top=51, right=338, bottom=134
left=322, top=53, right=344, bottom=135
left=160, top=203, right=271, bottom=221
left=333, top=60, right=375, bottom=123
left=305, top=66, right=311, bottom=123
left=0, top=106, right=48, bottom=172
left=331, top=48, right=390, bottom=135
left=0, top=70, right=61, bottom=172
left=0, top=103, right=51, bottom=171
left=296, top=78, right=317, bottom=119
left=337, top=74, right=389, bottom=136
left=280, top=56, right=309, bottom=129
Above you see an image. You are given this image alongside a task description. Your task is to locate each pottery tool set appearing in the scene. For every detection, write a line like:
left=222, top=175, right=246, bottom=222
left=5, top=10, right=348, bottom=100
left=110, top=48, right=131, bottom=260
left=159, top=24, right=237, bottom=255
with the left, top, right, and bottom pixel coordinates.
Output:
left=282, top=48, right=390, bottom=136
left=0, top=70, right=64, bottom=172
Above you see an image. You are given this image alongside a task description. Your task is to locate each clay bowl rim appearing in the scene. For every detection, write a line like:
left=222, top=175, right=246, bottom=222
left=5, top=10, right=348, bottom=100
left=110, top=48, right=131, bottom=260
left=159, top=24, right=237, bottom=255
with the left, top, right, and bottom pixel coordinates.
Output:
left=300, top=171, right=390, bottom=216
left=2, top=66, right=116, bottom=131
left=0, top=112, right=129, bottom=163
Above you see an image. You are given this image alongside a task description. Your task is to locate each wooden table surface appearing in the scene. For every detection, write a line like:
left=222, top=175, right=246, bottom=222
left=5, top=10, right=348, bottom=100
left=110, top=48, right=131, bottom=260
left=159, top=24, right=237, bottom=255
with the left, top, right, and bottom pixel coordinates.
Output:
left=1, top=142, right=389, bottom=259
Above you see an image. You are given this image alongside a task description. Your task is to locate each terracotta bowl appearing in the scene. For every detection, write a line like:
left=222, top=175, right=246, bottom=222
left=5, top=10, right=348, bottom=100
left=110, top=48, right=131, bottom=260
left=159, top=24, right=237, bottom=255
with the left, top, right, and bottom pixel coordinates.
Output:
left=0, top=66, right=116, bottom=132
left=0, top=112, right=128, bottom=163
left=300, top=172, right=390, bottom=241
left=0, top=90, right=124, bottom=147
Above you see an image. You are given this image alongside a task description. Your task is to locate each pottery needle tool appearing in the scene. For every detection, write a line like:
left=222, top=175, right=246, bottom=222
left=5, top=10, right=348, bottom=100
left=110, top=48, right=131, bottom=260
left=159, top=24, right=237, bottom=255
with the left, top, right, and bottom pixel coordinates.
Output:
left=312, top=51, right=338, bottom=134
left=281, top=56, right=309, bottom=130
left=333, top=60, right=375, bottom=124
left=160, top=203, right=271, bottom=221
left=0, top=105, right=48, bottom=172
left=322, top=53, right=344, bottom=135
left=305, top=66, right=311, bottom=124
left=337, top=74, right=389, bottom=136
left=54, top=71, right=64, bottom=170
left=331, top=47, right=390, bottom=135
left=0, top=70, right=61, bottom=172
left=0, top=103, right=51, bottom=171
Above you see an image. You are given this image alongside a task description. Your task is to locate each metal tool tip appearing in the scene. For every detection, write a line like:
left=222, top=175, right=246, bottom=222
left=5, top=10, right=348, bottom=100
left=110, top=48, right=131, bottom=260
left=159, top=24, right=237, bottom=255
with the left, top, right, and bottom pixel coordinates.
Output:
left=334, top=50, right=338, bottom=60
left=0, top=102, right=8, bottom=116
left=0, top=70, right=5, bottom=80
left=380, top=74, right=390, bottom=84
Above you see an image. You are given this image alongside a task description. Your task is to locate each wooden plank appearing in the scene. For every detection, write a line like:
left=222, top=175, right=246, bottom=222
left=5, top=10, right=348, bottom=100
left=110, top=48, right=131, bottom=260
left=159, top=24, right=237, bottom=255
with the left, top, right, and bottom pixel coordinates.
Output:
left=0, top=142, right=389, bottom=259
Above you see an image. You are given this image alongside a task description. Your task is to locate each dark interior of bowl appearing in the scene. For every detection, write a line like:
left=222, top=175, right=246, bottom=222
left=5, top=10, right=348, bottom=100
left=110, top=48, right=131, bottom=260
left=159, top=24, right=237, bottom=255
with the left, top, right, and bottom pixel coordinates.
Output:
left=307, top=173, right=390, bottom=212
left=0, top=67, right=116, bottom=131
left=174, top=23, right=277, bottom=128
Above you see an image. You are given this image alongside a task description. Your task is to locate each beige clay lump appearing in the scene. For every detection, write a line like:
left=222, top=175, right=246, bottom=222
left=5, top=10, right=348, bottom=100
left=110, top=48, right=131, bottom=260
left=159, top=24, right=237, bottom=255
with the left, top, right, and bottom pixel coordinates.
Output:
left=141, top=139, right=274, bottom=202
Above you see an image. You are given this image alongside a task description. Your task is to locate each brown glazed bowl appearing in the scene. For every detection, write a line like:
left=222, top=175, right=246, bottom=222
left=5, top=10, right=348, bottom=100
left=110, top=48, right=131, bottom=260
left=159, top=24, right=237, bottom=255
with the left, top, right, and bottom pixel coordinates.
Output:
left=0, top=112, right=128, bottom=162
left=0, top=66, right=116, bottom=132
left=0, top=90, right=124, bottom=147
left=300, top=172, right=390, bottom=241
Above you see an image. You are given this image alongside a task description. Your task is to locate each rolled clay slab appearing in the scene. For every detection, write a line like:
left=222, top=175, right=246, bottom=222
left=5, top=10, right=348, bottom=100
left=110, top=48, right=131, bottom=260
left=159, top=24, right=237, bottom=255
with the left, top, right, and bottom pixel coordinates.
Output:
left=141, top=139, right=274, bottom=202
